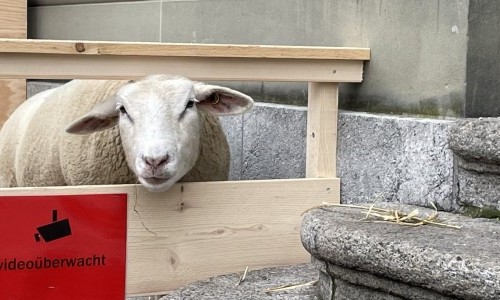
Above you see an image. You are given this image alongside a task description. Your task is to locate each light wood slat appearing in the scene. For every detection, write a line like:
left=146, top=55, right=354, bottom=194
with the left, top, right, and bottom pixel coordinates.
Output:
left=0, top=79, right=26, bottom=126
left=0, top=3, right=26, bottom=38
left=0, top=38, right=370, bottom=60
left=0, top=178, right=339, bottom=295
left=306, top=83, right=339, bottom=178
left=0, top=1, right=27, bottom=126
left=0, top=53, right=364, bottom=82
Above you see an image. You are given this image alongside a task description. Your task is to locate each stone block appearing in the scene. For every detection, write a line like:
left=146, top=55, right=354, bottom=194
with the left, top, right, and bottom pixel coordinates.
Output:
left=328, top=263, right=453, bottom=300
left=26, top=81, right=62, bottom=97
left=396, top=118, right=456, bottom=210
left=457, top=166, right=500, bottom=211
left=218, top=114, right=243, bottom=180
left=449, top=117, right=500, bottom=213
left=337, top=112, right=401, bottom=203
left=317, top=270, right=333, bottom=300
left=302, top=203, right=500, bottom=300
left=332, top=278, right=405, bottom=300
left=240, top=103, right=307, bottom=180
left=449, top=117, right=500, bottom=164
left=338, top=112, right=456, bottom=211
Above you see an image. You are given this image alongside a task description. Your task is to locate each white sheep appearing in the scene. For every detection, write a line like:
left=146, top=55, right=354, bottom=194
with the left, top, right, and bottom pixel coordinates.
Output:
left=0, top=74, right=253, bottom=192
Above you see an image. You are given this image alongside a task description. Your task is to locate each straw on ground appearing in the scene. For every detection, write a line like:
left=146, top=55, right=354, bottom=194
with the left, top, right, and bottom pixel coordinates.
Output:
left=303, top=202, right=461, bottom=229
left=263, top=280, right=318, bottom=294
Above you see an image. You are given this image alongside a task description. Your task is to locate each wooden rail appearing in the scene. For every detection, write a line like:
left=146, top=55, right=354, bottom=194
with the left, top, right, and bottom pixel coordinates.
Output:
left=0, top=38, right=370, bottom=296
left=0, top=39, right=370, bottom=59
left=0, top=3, right=27, bottom=127
left=0, top=38, right=368, bottom=82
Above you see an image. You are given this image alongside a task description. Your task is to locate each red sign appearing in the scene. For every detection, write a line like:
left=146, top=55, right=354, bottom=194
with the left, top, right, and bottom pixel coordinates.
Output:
left=0, top=194, right=127, bottom=300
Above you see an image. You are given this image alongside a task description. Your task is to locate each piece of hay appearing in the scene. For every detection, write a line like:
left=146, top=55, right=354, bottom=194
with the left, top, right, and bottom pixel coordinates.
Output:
left=236, top=266, right=249, bottom=286
left=263, top=280, right=318, bottom=294
left=304, top=202, right=461, bottom=230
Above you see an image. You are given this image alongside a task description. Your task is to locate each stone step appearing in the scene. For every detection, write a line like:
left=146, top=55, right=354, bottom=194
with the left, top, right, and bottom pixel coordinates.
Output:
left=128, top=264, right=319, bottom=300
left=301, top=203, right=500, bottom=300
left=449, top=117, right=500, bottom=216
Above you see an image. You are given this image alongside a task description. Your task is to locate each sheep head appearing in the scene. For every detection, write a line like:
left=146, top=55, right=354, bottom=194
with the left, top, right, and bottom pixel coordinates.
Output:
left=65, top=75, right=253, bottom=192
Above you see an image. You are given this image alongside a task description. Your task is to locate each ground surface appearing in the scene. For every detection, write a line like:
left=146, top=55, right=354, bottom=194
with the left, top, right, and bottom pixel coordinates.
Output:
left=129, top=264, right=319, bottom=300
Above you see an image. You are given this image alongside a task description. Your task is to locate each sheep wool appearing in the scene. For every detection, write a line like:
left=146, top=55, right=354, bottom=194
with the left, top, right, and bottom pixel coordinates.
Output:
left=0, top=76, right=253, bottom=191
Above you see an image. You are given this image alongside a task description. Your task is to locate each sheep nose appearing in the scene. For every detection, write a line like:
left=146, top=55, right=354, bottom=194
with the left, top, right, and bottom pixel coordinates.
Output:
left=143, top=155, right=170, bottom=168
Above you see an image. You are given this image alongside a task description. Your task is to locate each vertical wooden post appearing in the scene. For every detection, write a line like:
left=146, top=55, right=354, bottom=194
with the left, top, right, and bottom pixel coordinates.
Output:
left=0, top=0, right=27, bottom=127
left=306, top=82, right=339, bottom=178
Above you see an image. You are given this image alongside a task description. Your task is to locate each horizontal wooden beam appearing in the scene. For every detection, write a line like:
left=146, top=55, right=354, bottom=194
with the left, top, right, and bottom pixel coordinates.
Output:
left=0, top=53, right=364, bottom=82
left=0, top=178, right=340, bottom=296
left=0, top=38, right=370, bottom=60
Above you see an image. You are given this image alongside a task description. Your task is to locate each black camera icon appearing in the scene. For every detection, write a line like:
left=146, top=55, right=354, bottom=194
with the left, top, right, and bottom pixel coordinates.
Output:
left=34, top=210, right=72, bottom=243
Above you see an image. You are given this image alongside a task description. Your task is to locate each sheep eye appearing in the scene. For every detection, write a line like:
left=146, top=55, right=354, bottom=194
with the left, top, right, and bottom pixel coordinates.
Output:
left=186, top=100, right=195, bottom=109
left=118, top=105, right=134, bottom=123
left=118, top=105, right=128, bottom=115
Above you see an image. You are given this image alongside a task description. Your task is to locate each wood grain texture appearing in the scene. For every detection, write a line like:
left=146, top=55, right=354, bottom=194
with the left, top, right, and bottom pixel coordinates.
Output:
left=0, top=38, right=370, bottom=60
left=0, top=2, right=27, bottom=38
left=0, top=178, right=339, bottom=295
left=306, top=83, right=339, bottom=178
left=0, top=1, right=27, bottom=126
left=0, top=53, right=364, bottom=82
left=0, top=79, right=26, bottom=126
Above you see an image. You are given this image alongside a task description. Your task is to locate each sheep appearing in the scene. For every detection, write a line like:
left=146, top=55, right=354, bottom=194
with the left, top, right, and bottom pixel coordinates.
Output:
left=0, top=74, right=253, bottom=192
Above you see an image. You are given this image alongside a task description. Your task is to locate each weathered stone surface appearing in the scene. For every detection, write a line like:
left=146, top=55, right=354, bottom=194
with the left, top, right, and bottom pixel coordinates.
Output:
left=457, top=167, right=500, bottom=211
left=337, top=112, right=401, bottom=203
left=449, top=117, right=500, bottom=165
left=317, top=270, right=334, bottom=300
left=219, top=114, right=243, bottom=180
left=158, top=264, right=319, bottom=300
left=128, top=296, right=163, bottom=300
left=312, top=257, right=454, bottom=300
left=26, top=81, right=62, bottom=98
left=240, top=103, right=307, bottom=180
left=449, top=118, right=500, bottom=212
left=332, top=278, right=404, bottom=300
left=302, top=203, right=500, bottom=300
left=338, top=112, right=456, bottom=211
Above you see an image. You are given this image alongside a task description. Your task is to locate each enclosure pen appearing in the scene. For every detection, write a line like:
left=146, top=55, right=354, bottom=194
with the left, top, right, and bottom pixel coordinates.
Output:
left=0, top=38, right=370, bottom=296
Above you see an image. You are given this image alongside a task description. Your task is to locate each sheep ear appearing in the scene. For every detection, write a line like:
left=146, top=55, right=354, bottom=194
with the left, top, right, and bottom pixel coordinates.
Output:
left=65, top=96, right=119, bottom=135
left=194, top=83, right=254, bottom=115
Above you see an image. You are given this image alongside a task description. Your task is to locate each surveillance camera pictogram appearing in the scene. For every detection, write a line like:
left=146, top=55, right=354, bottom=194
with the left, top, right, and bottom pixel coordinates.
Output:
left=34, top=210, right=72, bottom=243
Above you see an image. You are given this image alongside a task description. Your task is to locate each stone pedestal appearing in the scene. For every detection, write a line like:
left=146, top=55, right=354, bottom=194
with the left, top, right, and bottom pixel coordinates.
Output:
left=302, top=203, right=500, bottom=300
left=449, top=118, right=500, bottom=216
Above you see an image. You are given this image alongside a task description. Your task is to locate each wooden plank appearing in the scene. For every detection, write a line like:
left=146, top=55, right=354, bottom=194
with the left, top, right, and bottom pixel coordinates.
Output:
left=0, top=1, right=27, bottom=126
left=0, top=38, right=370, bottom=60
left=306, top=83, right=339, bottom=178
left=0, top=2, right=27, bottom=38
left=9, top=48, right=352, bottom=83
left=0, top=53, right=365, bottom=82
left=0, top=178, right=339, bottom=295
left=0, top=79, right=26, bottom=126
